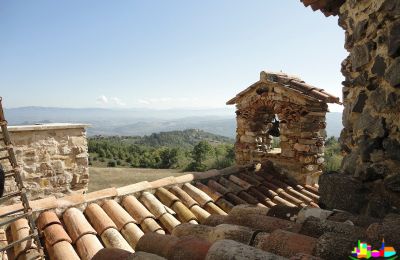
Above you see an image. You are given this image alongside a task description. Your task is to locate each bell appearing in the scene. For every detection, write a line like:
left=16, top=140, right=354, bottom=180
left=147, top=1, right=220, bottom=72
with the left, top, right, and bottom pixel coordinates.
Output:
left=268, top=119, right=280, bottom=137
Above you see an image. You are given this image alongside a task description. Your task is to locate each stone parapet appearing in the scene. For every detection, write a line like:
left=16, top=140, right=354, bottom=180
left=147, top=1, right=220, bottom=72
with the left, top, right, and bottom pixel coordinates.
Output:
left=2, top=123, right=90, bottom=203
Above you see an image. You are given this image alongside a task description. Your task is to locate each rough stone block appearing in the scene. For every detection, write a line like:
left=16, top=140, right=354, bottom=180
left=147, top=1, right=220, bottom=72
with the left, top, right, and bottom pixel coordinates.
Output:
left=388, top=20, right=400, bottom=58
left=385, top=57, right=400, bottom=88
left=351, top=44, right=370, bottom=70
left=319, top=173, right=367, bottom=213
left=294, top=143, right=310, bottom=152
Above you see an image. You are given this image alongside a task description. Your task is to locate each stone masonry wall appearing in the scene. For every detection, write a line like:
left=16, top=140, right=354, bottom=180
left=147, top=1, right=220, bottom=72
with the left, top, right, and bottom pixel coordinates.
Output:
left=320, top=0, right=400, bottom=217
left=2, top=124, right=90, bottom=203
left=234, top=73, right=329, bottom=185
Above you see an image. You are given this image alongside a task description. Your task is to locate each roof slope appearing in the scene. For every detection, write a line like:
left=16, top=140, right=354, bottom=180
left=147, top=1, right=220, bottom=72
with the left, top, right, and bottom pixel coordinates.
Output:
left=227, top=71, right=341, bottom=105
left=1, top=164, right=321, bottom=259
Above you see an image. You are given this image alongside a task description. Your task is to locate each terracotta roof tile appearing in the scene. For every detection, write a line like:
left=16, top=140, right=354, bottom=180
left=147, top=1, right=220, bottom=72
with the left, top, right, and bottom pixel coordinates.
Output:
left=63, top=208, right=97, bottom=243
left=84, top=203, right=117, bottom=235
left=194, top=182, right=223, bottom=202
left=122, top=196, right=155, bottom=224
left=168, top=186, right=199, bottom=208
left=3, top=163, right=330, bottom=259
left=9, top=218, right=38, bottom=259
left=227, top=71, right=341, bottom=105
left=36, top=210, right=61, bottom=232
left=119, top=222, right=144, bottom=249
left=75, top=234, right=104, bottom=260
left=139, top=192, right=181, bottom=233
left=43, top=224, right=72, bottom=246
left=47, top=240, right=80, bottom=260
left=99, top=228, right=134, bottom=253
left=155, top=187, right=180, bottom=208
left=102, top=200, right=136, bottom=230
left=92, top=248, right=166, bottom=260
left=139, top=192, right=170, bottom=219
left=182, top=183, right=214, bottom=207
left=136, top=233, right=211, bottom=260
left=207, top=179, right=230, bottom=196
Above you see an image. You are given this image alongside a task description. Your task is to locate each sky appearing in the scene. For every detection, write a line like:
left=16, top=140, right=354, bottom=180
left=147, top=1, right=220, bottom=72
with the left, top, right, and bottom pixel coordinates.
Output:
left=0, top=1, right=347, bottom=111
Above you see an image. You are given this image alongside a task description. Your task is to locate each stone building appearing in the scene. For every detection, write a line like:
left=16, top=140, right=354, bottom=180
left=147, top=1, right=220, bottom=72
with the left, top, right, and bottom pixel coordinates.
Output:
left=2, top=123, right=90, bottom=203
left=227, top=71, right=341, bottom=185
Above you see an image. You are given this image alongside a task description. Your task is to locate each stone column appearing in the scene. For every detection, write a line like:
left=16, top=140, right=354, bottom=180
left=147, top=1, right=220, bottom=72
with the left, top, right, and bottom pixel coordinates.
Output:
left=321, top=0, right=400, bottom=216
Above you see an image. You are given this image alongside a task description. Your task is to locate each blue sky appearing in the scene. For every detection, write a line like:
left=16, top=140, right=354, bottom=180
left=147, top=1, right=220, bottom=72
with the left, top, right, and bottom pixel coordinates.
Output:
left=0, top=1, right=347, bottom=111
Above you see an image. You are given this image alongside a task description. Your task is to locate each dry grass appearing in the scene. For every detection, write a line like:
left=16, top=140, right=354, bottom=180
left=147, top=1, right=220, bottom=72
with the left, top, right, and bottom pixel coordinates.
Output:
left=88, top=167, right=185, bottom=192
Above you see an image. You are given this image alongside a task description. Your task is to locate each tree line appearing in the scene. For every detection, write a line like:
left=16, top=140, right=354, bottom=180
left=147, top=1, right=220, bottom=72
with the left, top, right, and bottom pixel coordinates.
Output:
left=88, top=136, right=235, bottom=171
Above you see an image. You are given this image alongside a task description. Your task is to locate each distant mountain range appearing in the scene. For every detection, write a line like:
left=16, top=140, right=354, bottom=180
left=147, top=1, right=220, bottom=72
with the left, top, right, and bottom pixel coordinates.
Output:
left=4, top=106, right=343, bottom=138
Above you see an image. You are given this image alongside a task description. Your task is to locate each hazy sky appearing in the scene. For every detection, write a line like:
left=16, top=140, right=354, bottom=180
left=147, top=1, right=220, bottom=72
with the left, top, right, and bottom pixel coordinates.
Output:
left=0, top=1, right=347, bottom=111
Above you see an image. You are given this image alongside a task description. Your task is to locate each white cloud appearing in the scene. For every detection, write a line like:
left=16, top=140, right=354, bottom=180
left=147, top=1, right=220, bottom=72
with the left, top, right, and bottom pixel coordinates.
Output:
left=96, top=95, right=126, bottom=107
left=96, top=95, right=108, bottom=104
left=110, top=97, right=126, bottom=106
left=138, top=99, right=151, bottom=105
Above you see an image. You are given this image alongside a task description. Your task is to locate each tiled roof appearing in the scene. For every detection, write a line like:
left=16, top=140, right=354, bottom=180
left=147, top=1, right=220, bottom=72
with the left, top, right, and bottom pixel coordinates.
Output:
left=1, top=164, right=322, bottom=259
left=226, top=71, right=341, bottom=105
left=300, top=0, right=346, bottom=17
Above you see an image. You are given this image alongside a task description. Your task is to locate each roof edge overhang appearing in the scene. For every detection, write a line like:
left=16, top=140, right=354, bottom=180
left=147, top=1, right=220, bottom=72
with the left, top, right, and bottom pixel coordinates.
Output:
left=226, top=71, right=342, bottom=106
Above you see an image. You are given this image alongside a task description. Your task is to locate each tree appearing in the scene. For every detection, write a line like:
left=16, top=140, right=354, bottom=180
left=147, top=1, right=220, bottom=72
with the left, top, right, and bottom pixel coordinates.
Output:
left=98, top=148, right=106, bottom=158
left=159, top=148, right=181, bottom=169
left=324, top=136, right=342, bottom=172
left=187, top=141, right=213, bottom=171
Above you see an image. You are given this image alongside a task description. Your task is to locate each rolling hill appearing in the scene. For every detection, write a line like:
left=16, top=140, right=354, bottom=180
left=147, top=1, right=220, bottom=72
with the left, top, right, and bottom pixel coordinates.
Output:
left=4, top=106, right=343, bottom=138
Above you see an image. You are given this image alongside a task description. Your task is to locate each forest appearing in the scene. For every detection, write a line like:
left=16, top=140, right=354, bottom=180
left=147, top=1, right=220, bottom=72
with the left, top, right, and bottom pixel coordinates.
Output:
left=88, top=129, right=235, bottom=171
left=88, top=129, right=342, bottom=172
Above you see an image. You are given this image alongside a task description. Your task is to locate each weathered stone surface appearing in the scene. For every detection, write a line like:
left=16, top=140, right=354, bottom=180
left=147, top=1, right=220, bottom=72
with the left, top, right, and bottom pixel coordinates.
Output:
left=205, top=239, right=286, bottom=260
left=384, top=173, right=400, bottom=192
left=314, top=233, right=360, bottom=260
left=333, top=0, right=400, bottom=217
left=319, top=173, right=367, bottom=213
left=366, top=216, right=400, bottom=246
left=231, top=72, right=331, bottom=184
left=355, top=114, right=385, bottom=139
left=327, top=211, right=380, bottom=228
left=382, top=138, right=400, bottom=161
left=385, top=57, right=400, bottom=88
left=387, top=92, right=400, bottom=109
left=369, top=88, right=387, bottom=112
left=365, top=193, right=391, bottom=218
left=358, top=137, right=382, bottom=162
left=300, top=216, right=366, bottom=239
left=388, top=20, right=400, bottom=58
left=353, top=20, right=368, bottom=42
left=371, top=56, right=387, bottom=76
left=365, top=163, right=388, bottom=181
left=351, top=44, right=370, bottom=70
left=381, top=0, right=400, bottom=17
left=351, top=92, right=367, bottom=113
left=4, top=124, right=89, bottom=202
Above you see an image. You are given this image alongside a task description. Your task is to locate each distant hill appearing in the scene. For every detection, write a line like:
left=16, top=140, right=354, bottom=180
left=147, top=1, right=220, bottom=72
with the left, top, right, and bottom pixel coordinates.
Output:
left=91, top=129, right=234, bottom=149
left=4, top=106, right=343, bottom=138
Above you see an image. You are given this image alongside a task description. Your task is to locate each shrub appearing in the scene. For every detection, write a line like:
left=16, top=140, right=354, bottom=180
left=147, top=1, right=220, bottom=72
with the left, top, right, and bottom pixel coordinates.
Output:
left=107, top=160, right=117, bottom=167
